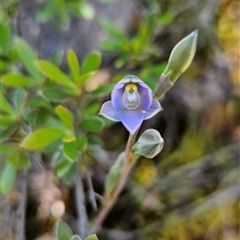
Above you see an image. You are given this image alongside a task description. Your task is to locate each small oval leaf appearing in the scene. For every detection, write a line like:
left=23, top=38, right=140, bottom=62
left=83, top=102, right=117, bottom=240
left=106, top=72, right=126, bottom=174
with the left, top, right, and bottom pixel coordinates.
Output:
left=0, top=163, right=17, bottom=194
left=21, top=128, right=65, bottom=150
left=76, top=135, right=88, bottom=152
left=80, top=117, right=104, bottom=133
left=2, top=74, right=36, bottom=88
left=55, top=105, right=74, bottom=128
left=81, top=52, right=101, bottom=75
left=63, top=140, right=78, bottom=161
left=77, top=72, right=95, bottom=86
left=56, top=159, right=72, bottom=177
left=71, top=235, right=82, bottom=240
left=90, top=84, right=114, bottom=96
left=36, top=60, right=76, bottom=88
left=67, top=49, right=80, bottom=82
left=0, top=93, right=15, bottom=115
left=14, top=38, right=40, bottom=79
left=42, top=88, right=72, bottom=100
left=84, top=234, right=99, bottom=240
left=55, top=220, right=73, bottom=240
left=63, top=130, right=76, bottom=142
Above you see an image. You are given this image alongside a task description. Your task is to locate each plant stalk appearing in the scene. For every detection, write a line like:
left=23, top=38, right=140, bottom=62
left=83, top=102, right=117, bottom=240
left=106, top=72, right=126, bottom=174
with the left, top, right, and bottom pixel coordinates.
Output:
left=92, top=131, right=139, bottom=233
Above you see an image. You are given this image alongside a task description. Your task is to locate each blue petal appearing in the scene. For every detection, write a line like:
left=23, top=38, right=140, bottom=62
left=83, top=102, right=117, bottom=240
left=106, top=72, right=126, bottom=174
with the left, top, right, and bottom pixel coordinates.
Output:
left=99, top=101, right=122, bottom=121
left=121, top=110, right=144, bottom=134
left=111, top=83, right=125, bottom=110
left=138, top=82, right=152, bottom=110
left=143, top=99, right=163, bottom=120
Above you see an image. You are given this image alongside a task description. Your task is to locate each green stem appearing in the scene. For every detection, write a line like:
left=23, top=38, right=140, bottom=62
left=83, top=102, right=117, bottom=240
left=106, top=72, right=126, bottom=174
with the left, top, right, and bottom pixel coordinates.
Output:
left=91, top=131, right=139, bottom=233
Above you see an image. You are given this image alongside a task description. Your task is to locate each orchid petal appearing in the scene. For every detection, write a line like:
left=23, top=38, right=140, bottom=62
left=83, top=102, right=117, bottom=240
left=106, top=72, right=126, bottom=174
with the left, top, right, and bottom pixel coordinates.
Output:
left=143, top=99, right=163, bottom=120
left=121, top=110, right=144, bottom=134
left=111, top=83, right=125, bottom=110
left=138, top=82, right=152, bottom=110
left=99, top=101, right=122, bottom=121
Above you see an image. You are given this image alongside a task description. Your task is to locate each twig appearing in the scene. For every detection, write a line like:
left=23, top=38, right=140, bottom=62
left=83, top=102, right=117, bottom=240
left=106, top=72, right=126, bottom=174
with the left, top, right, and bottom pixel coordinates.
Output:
left=86, top=170, right=98, bottom=211
left=15, top=169, right=27, bottom=240
left=94, top=193, right=103, bottom=201
left=74, top=167, right=89, bottom=239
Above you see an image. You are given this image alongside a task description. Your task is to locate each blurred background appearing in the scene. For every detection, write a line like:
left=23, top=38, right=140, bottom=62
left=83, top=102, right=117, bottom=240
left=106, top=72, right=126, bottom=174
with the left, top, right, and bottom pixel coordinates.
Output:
left=0, top=0, right=239, bottom=240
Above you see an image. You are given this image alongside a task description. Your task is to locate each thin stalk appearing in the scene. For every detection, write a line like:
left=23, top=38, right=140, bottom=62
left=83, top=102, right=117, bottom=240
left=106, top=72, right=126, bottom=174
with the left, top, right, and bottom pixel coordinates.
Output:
left=15, top=169, right=27, bottom=240
left=75, top=168, right=89, bottom=238
left=92, top=131, right=139, bottom=233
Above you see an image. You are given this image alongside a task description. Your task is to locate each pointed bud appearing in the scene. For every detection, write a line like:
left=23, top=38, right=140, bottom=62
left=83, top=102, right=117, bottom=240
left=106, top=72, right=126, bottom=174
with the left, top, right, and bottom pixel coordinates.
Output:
left=163, top=30, right=198, bottom=83
left=132, top=129, right=164, bottom=158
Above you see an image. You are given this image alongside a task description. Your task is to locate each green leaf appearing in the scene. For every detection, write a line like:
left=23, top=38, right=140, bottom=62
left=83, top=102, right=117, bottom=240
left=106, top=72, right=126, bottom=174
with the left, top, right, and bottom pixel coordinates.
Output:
left=14, top=38, right=40, bottom=79
left=63, top=130, right=76, bottom=142
left=0, top=144, right=15, bottom=153
left=63, top=140, right=78, bottom=161
left=0, top=114, right=16, bottom=128
left=11, top=88, right=26, bottom=112
left=36, top=1, right=56, bottom=22
left=55, top=220, right=73, bottom=240
left=52, top=49, right=64, bottom=66
left=28, top=96, right=45, bottom=109
left=8, top=150, right=20, bottom=167
left=44, top=138, right=62, bottom=153
left=36, top=60, right=76, bottom=88
left=19, top=152, right=31, bottom=169
left=80, top=117, right=104, bottom=133
left=0, top=59, right=10, bottom=72
left=38, top=116, right=66, bottom=129
left=90, top=84, right=114, bottom=96
left=67, top=49, right=80, bottom=82
left=0, top=163, right=17, bottom=194
left=158, top=12, right=173, bottom=25
left=0, top=93, right=15, bottom=115
left=100, top=18, right=126, bottom=41
left=77, top=72, right=95, bottom=86
left=21, top=128, right=65, bottom=150
left=71, top=235, right=82, bottom=240
left=42, top=88, right=72, bottom=100
left=0, top=124, right=17, bottom=143
left=81, top=52, right=101, bottom=75
left=2, top=74, right=36, bottom=88
left=101, top=41, right=121, bottom=52
left=84, top=234, right=99, bottom=240
left=83, top=100, right=101, bottom=115
left=8, top=151, right=31, bottom=169
left=55, top=105, right=74, bottom=128
left=63, top=162, right=77, bottom=184
left=76, top=135, right=88, bottom=152
left=34, top=111, right=50, bottom=127
left=56, top=159, right=72, bottom=177
left=0, top=22, right=11, bottom=55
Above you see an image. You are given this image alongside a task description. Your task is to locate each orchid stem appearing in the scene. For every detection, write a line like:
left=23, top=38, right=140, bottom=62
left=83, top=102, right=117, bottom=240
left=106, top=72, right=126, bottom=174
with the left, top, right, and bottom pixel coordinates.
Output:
left=92, top=130, right=139, bottom=233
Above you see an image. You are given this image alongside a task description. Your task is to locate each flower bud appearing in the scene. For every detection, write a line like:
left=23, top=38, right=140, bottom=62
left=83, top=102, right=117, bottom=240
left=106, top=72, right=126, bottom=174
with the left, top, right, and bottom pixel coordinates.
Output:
left=163, top=30, right=198, bottom=83
left=133, top=129, right=164, bottom=158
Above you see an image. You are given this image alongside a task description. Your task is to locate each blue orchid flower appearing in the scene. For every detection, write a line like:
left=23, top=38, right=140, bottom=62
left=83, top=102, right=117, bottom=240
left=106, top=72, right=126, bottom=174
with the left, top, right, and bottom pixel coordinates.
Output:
left=99, top=75, right=163, bottom=134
